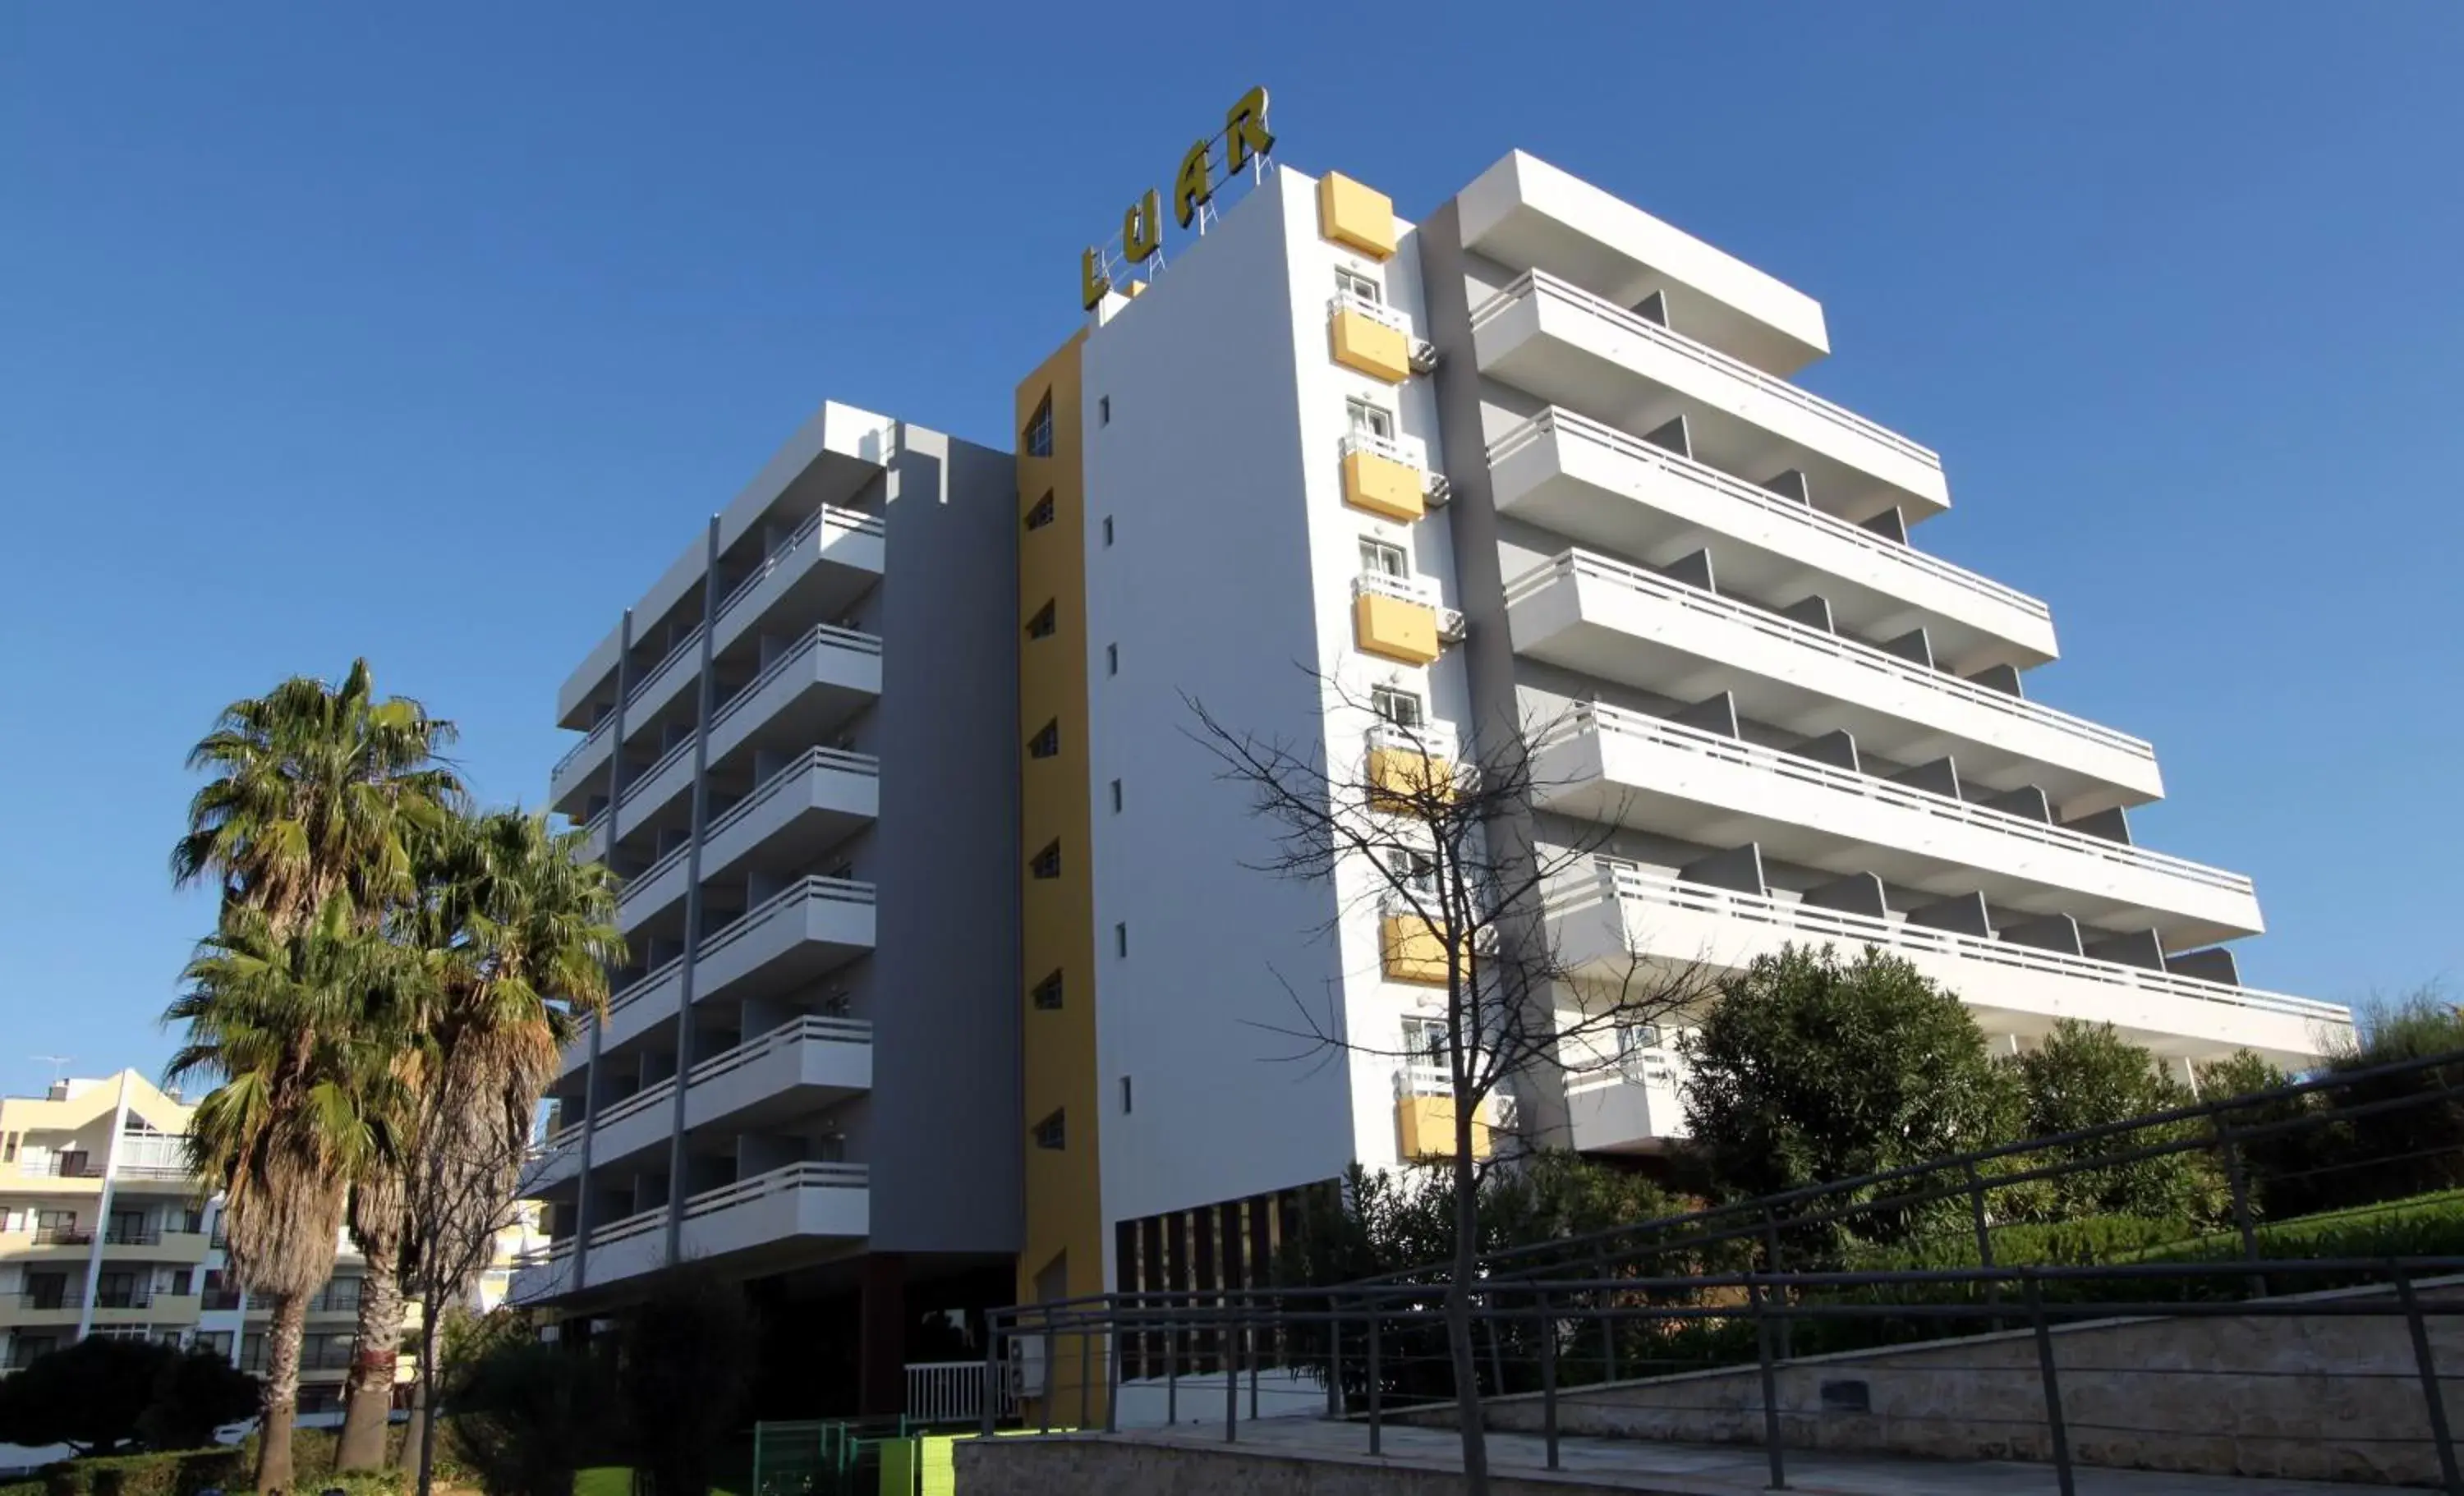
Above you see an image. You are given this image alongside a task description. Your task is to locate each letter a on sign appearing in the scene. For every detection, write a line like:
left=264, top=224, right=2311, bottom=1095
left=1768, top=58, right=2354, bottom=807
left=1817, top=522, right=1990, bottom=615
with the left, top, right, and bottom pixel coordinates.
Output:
left=1174, top=140, right=1212, bottom=230
left=1124, top=188, right=1163, bottom=264
left=1225, top=86, right=1273, bottom=174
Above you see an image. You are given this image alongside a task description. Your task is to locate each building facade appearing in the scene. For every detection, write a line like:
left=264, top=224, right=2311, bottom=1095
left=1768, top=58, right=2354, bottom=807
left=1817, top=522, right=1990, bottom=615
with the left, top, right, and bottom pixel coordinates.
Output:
left=516, top=402, right=1022, bottom=1415
left=527, top=140, right=2351, bottom=1420
left=1010, top=148, right=2355, bottom=1329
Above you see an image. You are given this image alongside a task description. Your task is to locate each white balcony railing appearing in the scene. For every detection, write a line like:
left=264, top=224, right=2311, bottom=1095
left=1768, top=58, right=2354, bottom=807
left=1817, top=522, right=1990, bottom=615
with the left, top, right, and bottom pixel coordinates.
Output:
left=907, top=1361, right=1018, bottom=1426
left=710, top=625, right=884, bottom=737
left=1367, top=718, right=1460, bottom=764
left=1490, top=407, right=2048, bottom=624
left=703, top=747, right=881, bottom=847
left=1328, top=289, right=1414, bottom=337
left=587, top=1205, right=666, bottom=1250
left=681, top=1160, right=868, bottom=1222
left=1340, top=429, right=1430, bottom=471
left=1505, top=550, right=2157, bottom=766
left=1563, top=864, right=2348, bottom=1024
left=694, top=876, right=875, bottom=975
left=1556, top=701, right=2251, bottom=897
left=686, top=1015, right=875, bottom=1090
left=715, top=505, right=885, bottom=621
left=1395, top=1062, right=1454, bottom=1099
left=1470, top=269, right=1942, bottom=474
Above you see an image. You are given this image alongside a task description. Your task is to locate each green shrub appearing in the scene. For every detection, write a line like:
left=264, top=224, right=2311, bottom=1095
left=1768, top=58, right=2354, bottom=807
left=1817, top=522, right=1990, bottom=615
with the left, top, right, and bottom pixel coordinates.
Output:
left=36, top=1448, right=245, bottom=1496
left=3, top=1480, right=51, bottom=1496
left=318, top=1471, right=409, bottom=1496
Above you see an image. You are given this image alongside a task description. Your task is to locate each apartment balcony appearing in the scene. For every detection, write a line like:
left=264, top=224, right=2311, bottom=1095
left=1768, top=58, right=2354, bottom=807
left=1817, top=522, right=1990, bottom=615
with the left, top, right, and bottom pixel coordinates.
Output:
left=609, top=732, right=702, bottom=836
left=569, top=1076, right=678, bottom=1175
left=710, top=505, right=885, bottom=659
left=1471, top=269, right=1947, bottom=524
left=507, top=1240, right=574, bottom=1306
left=1352, top=572, right=1464, bottom=667
left=618, top=748, right=880, bottom=934
left=549, top=718, right=617, bottom=812
left=1327, top=291, right=1424, bottom=385
left=706, top=626, right=884, bottom=770
left=1564, top=1063, right=1687, bottom=1157
left=594, top=955, right=686, bottom=1056
left=0, top=1227, right=93, bottom=1260
left=520, top=1122, right=586, bottom=1195
left=620, top=627, right=709, bottom=748
left=1340, top=431, right=1447, bottom=522
left=1365, top=718, right=1460, bottom=811
left=576, top=809, right=609, bottom=865
left=1488, top=408, right=2055, bottom=672
left=683, top=1016, right=872, bottom=1134
left=1455, top=151, right=1831, bottom=378
left=1392, top=1066, right=1494, bottom=1162
left=520, top=1163, right=869, bottom=1305
left=1535, top=704, right=2260, bottom=947
left=1549, top=864, right=2348, bottom=1082
left=1505, top=550, right=2162, bottom=816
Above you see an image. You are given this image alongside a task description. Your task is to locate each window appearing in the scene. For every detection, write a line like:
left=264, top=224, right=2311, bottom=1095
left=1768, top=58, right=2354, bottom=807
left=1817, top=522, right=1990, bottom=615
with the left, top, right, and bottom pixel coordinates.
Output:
left=194, top=1332, right=232, bottom=1361
left=1024, top=493, right=1055, bottom=530
left=1385, top=845, right=1437, bottom=896
left=1098, top=396, right=1111, bottom=425
left=1359, top=537, right=1408, bottom=579
left=1371, top=685, right=1424, bottom=727
left=1617, top=1022, right=1674, bottom=1084
left=1032, top=971, right=1064, bottom=1011
left=1, top=1131, right=14, bottom=1163
left=171, top=1269, right=193, bottom=1296
left=1029, top=720, right=1060, bottom=759
left=1032, top=1110, right=1067, bottom=1150
left=1030, top=841, right=1061, bottom=879
left=1401, top=1016, right=1450, bottom=1067
left=1106, top=644, right=1119, bottom=676
left=1023, top=394, right=1055, bottom=458
left=1110, top=778, right=1123, bottom=814
left=1120, top=1076, right=1133, bottom=1115
left=1335, top=265, right=1382, bottom=304
left=1102, top=516, right=1115, bottom=547
left=1025, top=601, right=1057, bottom=640
left=1346, top=398, right=1395, bottom=441
left=1115, top=922, right=1129, bottom=958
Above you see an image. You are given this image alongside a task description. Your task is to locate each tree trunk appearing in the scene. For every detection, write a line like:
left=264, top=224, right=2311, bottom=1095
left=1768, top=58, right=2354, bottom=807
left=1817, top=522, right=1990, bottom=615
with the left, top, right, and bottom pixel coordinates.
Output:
left=337, top=1255, right=404, bottom=1470
left=410, top=1310, right=444, bottom=1496
left=1447, top=1106, right=1490, bottom=1494
left=257, top=1291, right=308, bottom=1494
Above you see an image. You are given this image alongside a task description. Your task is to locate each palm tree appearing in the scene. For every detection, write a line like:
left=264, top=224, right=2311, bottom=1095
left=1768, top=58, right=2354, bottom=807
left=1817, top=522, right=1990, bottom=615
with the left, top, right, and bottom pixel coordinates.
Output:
left=392, top=809, right=623, bottom=1495
left=168, top=661, right=460, bottom=1485
left=166, top=903, right=417, bottom=1495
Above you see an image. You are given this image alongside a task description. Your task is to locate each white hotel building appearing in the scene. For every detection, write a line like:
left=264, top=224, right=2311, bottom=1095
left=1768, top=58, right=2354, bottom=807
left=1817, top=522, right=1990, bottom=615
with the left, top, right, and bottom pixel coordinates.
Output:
left=525, top=140, right=2350, bottom=1420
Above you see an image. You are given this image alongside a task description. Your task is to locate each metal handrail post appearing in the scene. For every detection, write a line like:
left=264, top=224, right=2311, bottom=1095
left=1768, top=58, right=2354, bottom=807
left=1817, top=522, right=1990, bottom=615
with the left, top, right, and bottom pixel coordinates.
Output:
left=1225, top=1299, right=1240, bottom=1442
left=1368, top=1306, right=1383, bottom=1456
left=2024, top=1274, right=2076, bottom=1496
left=1539, top=1291, right=1561, bottom=1471
left=2397, top=1266, right=2462, bottom=1495
left=1750, top=1278, right=1786, bottom=1490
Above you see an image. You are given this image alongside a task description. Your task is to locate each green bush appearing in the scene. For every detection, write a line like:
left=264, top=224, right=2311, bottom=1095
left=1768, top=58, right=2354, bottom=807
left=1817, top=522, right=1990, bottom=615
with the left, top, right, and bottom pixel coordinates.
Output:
left=36, top=1448, right=244, bottom=1496
left=319, top=1471, right=409, bottom=1496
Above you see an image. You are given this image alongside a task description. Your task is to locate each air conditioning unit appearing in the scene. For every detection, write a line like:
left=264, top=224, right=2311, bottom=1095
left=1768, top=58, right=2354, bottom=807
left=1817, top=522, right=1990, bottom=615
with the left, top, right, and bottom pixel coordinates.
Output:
left=1423, top=472, right=1454, bottom=508
left=1409, top=340, right=1439, bottom=375
left=1436, top=608, right=1469, bottom=644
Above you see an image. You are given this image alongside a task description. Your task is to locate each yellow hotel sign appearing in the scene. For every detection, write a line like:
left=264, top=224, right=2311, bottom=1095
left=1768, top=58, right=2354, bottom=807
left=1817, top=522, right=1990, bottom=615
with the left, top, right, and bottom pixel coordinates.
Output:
left=1081, top=87, right=1275, bottom=311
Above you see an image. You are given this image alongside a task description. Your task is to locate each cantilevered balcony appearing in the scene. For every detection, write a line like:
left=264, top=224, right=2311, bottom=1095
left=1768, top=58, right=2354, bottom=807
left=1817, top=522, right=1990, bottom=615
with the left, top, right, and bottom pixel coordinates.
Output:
left=1472, top=270, right=1947, bottom=524
left=520, top=1121, right=587, bottom=1194
left=1505, top=550, right=2161, bottom=815
left=615, top=749, right=880, bottom=934
left=706, top=626, right=882, bottom=768
left=710, top=506, right=885, bottom=659
left=1534, top=704, right=2259, bottom=947
left=549, top=718, right=616, bottom=813
left=524, top=1163, right=869, bottom=1304
left=507, top=1240, right=573, bottom=1305
left=1490, top=409, right=2055, bottom=672
left=1548, top=864, right=2347, bottom=1077
left=683, top=1016, right=871, bottom=1135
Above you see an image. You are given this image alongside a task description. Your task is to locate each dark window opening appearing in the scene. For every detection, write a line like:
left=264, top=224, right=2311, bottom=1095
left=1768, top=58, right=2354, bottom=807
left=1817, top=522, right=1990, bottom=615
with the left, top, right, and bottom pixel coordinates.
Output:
left=1029, top=720, right=1060, bottom=759
left=1033, top=1110, right=1067, bottom=1150
left=1025, top=493, right=1055, bottom=530
left=1026, top=601, right=1058, bottom=640
left=1032, top=971, right=1064, bottom=1010
left=1024, top=395, right=1055, bottom=458
left=1031, top=841, right=1062, bottom=879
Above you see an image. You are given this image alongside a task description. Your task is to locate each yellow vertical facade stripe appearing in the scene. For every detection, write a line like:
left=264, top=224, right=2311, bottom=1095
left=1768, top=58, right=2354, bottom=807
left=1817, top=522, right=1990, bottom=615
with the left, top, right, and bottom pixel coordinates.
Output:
left=1014, top=333, right=1106, bottom=1420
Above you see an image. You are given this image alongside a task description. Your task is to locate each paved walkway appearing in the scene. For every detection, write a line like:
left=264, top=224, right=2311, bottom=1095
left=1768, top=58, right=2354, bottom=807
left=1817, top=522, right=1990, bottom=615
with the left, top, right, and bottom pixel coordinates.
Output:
left=1114, top=1417, right=2393, bottom=1495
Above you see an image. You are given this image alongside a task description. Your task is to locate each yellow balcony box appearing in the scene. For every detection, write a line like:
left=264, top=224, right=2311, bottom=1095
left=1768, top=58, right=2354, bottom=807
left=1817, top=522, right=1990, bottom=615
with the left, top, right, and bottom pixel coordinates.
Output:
left=1367, top=746, right=1456, bottom=812
left=1341, top=447, right=1423, bottom=521
left=1330, top=309, right=1412, bottom=383
left=1354, top=593, right=1439, bottom=665
left=1318, top=172, right=1399, bottom=259
left=1380, top=912, right=1462, bottom=986
left=1396, top=1094, right=1492, bottom=1161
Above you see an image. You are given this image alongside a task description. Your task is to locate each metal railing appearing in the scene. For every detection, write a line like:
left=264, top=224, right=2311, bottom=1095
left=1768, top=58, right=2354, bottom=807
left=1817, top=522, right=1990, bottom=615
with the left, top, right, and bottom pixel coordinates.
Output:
left=102, top=1226, right=162, bottom=1246
left=1353, top=569, right=1441, bottom=609
left=681, top=1160, right=868, bottom=1222
left=1557, top=862, right=2347, bottom=1023
left=907, top=1360, right=1018, bottom=1426
left=200, top=1288, right=242, bottom=1310
left=708, top=624, right=884, bottom=738
left=19, top=1285, right=153, bottom=1310
left=1327, top=289, right=1414, bottom=337
left=1338, top=429, right=1430, bottom=472
left=1365, top=718, right=1459, bottom=764
left=685, top=1015, right=874, bottom=1091
left=1488, top=406, right=2047, bottom=622
left=693, top=875, right=875, bottom=969
left=588, top=1205, right=667, bottom=1251
left=551, top=714, right=615, bottom=780
left=618, top=733, right=699, bottom=812
left=591, top=1076, right=677, bottom=1131
left=624, top=624, right=708, bottom=714
left=605, top=953, right=685, bottom=1016
left=30, top=1225, right=92, bottom=1246
left=715, top=504, right=885, bottom=620
left=1469, top=268, right=1942, bottom=472
left=702, top=746, right=881, bottom=847
left=1552, top=700, right=2251, bottom=896
left=985, top=1052, right=2464, bottom=1489
left=1505, top=548, right=2158, bottom=764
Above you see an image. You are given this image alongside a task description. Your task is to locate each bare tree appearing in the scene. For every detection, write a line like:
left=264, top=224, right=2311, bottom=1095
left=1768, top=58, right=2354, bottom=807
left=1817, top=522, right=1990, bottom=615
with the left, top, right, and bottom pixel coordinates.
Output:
left=392, top=1072, right=536, bottom=1496
left=1190, top=677, right=1714, bottom=1494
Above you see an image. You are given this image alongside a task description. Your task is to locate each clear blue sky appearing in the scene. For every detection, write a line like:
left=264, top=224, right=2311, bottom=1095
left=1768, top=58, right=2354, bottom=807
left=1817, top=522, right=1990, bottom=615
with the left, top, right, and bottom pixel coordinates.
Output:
left=5, top=4, right=2458, bottom=1094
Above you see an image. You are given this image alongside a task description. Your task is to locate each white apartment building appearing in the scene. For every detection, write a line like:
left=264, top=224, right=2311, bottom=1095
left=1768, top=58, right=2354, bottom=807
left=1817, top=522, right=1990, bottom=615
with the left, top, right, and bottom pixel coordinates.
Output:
left=1005, top=145, right=2354, bottom=1379
left=518, top=403, right=1022, bottom=1417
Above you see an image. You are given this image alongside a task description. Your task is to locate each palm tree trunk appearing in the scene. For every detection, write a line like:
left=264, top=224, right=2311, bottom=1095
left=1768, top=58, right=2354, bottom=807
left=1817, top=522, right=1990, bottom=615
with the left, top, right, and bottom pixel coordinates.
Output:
left=257, top=1291, right=308, bottom=1494
left=337, top=1255, right=404, bottom=1469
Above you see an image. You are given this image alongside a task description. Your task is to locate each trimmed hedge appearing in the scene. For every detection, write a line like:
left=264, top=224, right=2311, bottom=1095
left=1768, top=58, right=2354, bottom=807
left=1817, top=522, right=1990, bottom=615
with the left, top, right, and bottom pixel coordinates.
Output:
left=37, top=1449, right=243, bottom=1496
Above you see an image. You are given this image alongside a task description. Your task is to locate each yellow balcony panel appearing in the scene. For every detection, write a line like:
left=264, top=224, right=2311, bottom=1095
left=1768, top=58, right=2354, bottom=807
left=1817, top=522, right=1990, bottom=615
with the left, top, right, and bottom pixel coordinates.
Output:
left=1395, top=1094, right=1492, bottom=1161
left=1367, top=746, right=1457, bottom=812
left=1380, top=913, right=1462, bottom=986
left=1331, top=310, right=1412, bottom=383
left=1318, top=172, right=1399, bottom=259
left=1341, top=448, right=1423, bottom=521
left=1354, top=593, right=1440, bottom=665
